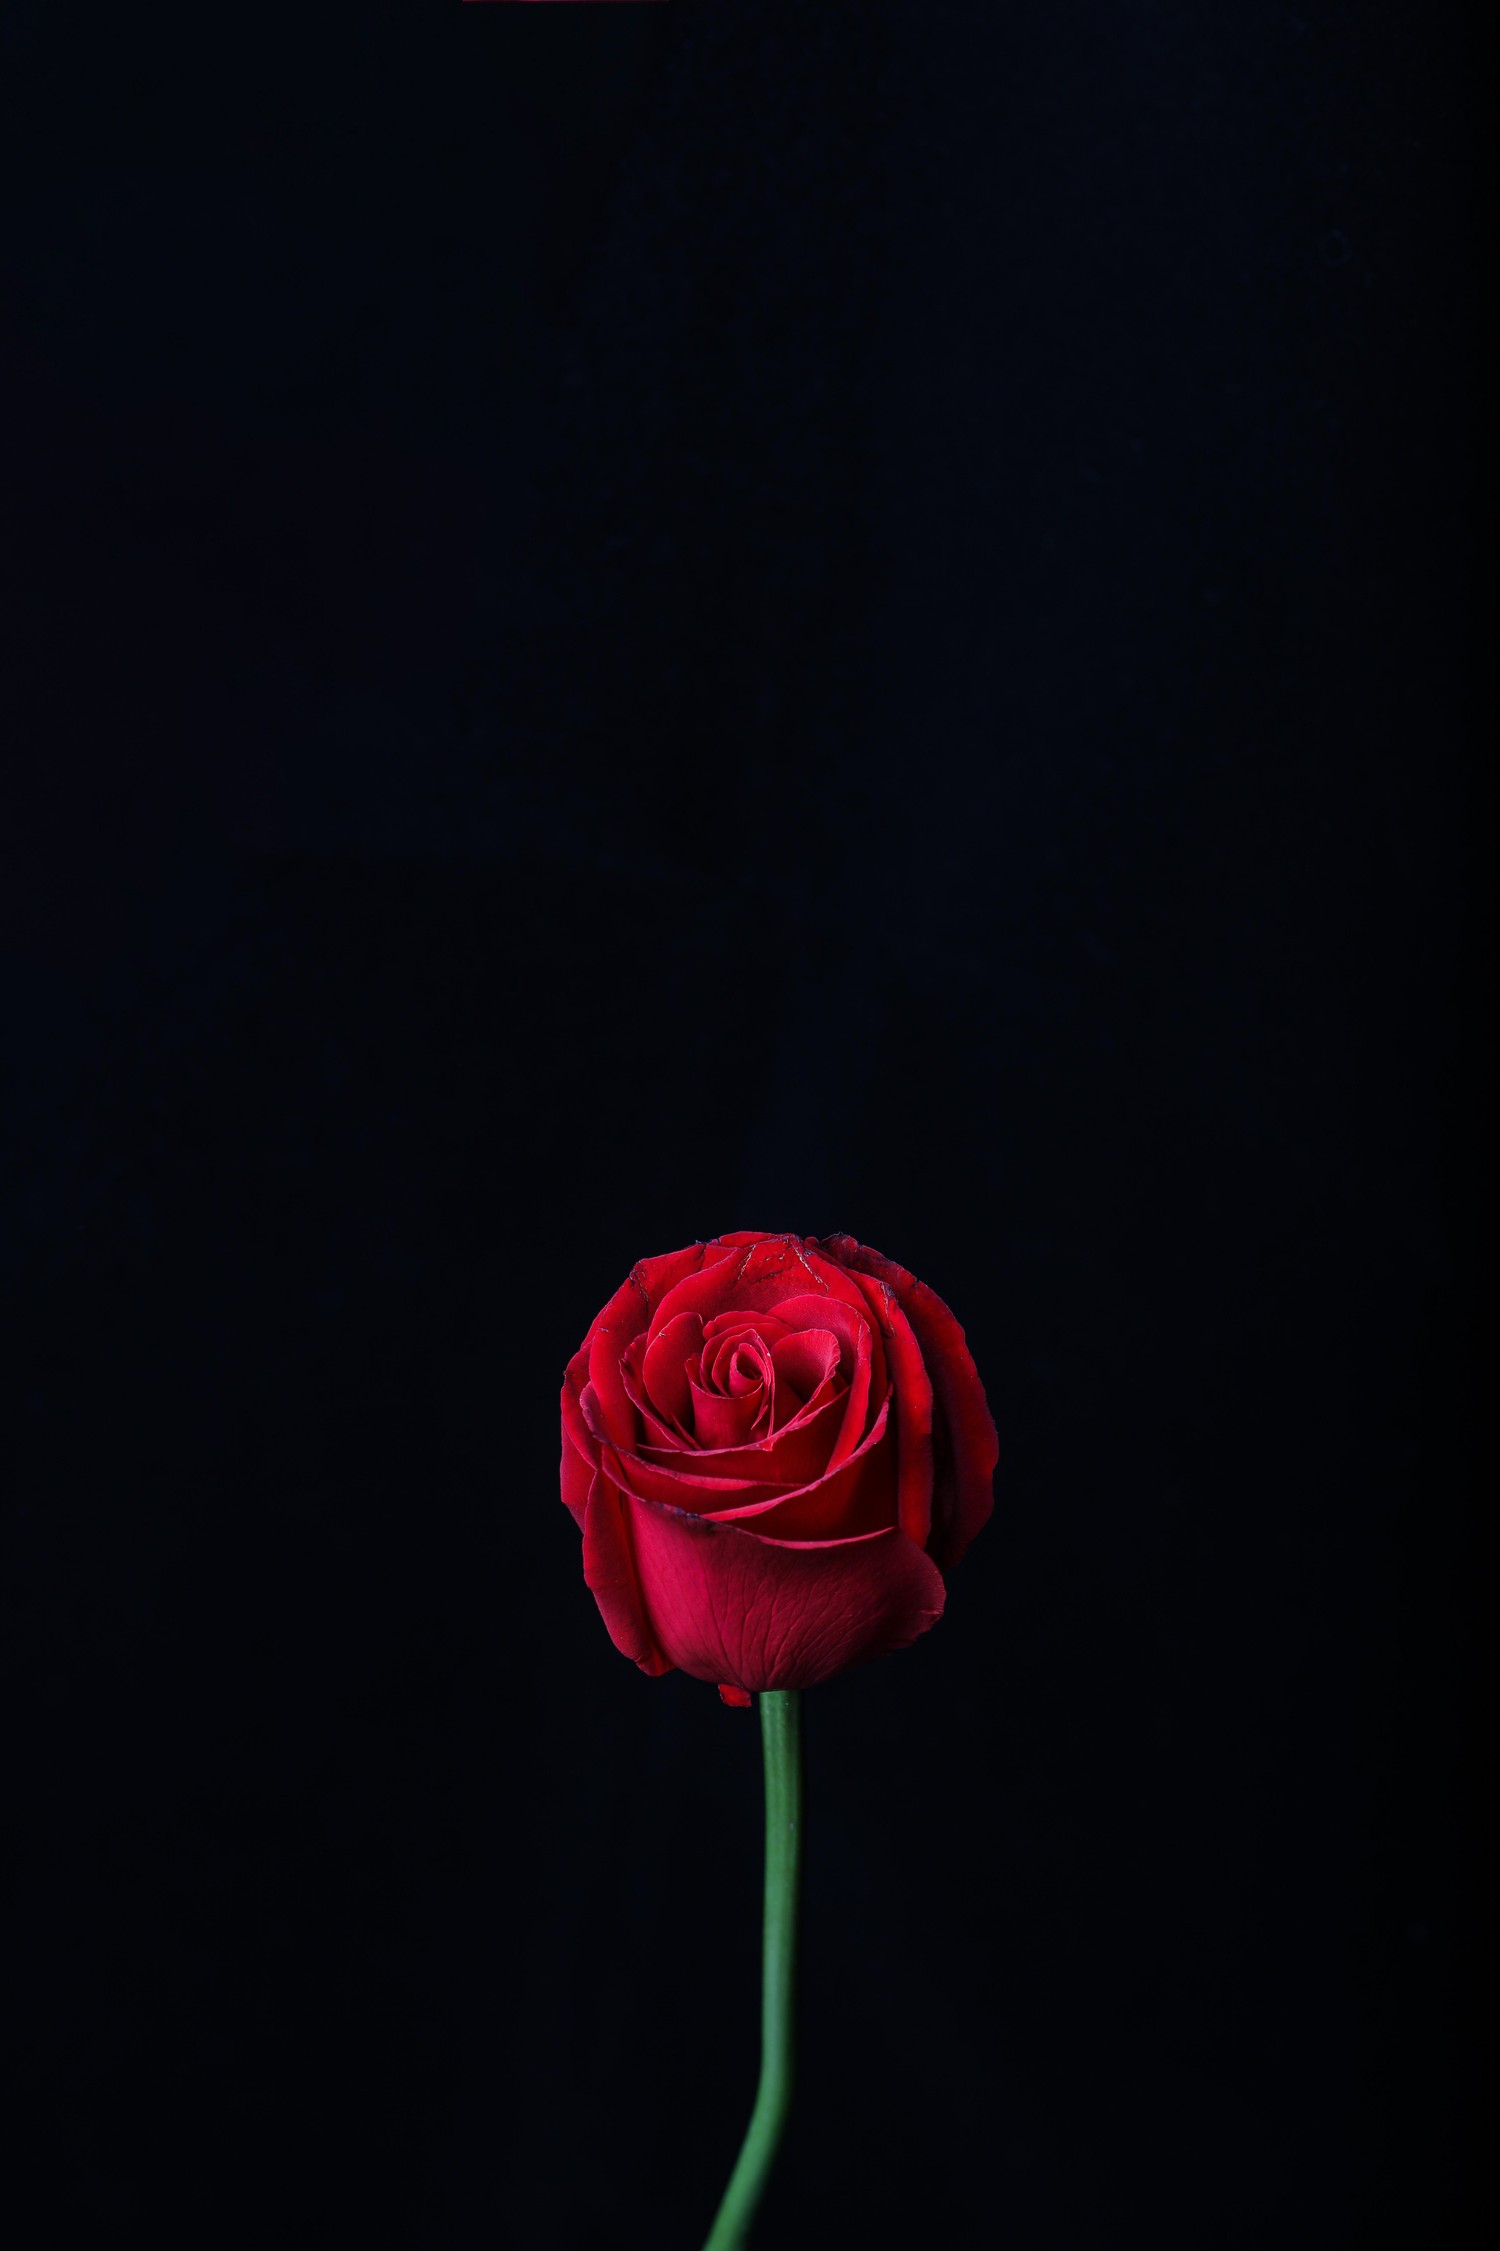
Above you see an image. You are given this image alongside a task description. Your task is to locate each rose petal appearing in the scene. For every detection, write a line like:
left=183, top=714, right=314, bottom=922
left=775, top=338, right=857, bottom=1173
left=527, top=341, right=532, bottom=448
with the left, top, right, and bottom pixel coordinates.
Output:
left=561, top=1345, right=595, bottom=1461
left=811, top=1236, right=997, bottom=1569
left=614, top=1394, right=894, bottom=1541
left=642, top=1311, right=704, bottom=1431
left=702, top=1309, right=793, bottom=1347
left=587, top=1326, right=639, bottom=1450
left=770, top=1370, right=842, bottom=1433
left=619, top=1354, right=690, bottom=1451
left=824, top=1309, right=875, bottom=1473
left=580, top=1244, right=712, bottom=1366
left=637, top=1381, right=847, bottom=1488
left=600, top=1445, right=791, bottom=1511
left=844, top=1270, right=935, bottom=1551
left=769, top=1328, right=841, bottom=1406
left=690, top=1376, right=766, bottom=1449
left=764, top=1293, right=890, bottom=1428
left=579, top=1378, right=629, bottom=1453
left=646, top=1235, right=877, bottom=1349
left=561, top=1423, right=594, bottom=1528
left=632, top=1240, right=736, bottom=1320
left=721, top=1340, right=771, bottom=1398
left=625, top=1498, right=947, bottom=1692
left=581, top=1469, right=671, bottom=1677
left=707, top=1322, right=817, bottom=1438
left=698, top=1394, right=896, bottom=1540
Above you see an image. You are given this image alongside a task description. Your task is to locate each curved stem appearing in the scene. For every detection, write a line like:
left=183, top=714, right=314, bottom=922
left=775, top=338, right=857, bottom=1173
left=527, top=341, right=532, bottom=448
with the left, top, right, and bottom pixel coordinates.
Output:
left=702, top=1689, right=803, bottom=2251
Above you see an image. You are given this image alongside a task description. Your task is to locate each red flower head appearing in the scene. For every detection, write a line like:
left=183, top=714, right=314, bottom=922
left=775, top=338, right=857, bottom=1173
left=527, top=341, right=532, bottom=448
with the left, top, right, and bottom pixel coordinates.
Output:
left=560, top=1231, right=997, bottom=1696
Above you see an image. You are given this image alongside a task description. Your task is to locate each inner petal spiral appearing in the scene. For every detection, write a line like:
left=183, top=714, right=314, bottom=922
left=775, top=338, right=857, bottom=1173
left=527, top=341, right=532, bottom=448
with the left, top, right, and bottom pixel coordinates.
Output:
left=692, top=1326, right=773, bottom=1448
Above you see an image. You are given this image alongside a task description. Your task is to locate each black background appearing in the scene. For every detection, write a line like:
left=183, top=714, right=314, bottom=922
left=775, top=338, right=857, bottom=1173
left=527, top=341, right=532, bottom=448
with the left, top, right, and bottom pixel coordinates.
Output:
left=1, top=5, right=1485, bottom=2247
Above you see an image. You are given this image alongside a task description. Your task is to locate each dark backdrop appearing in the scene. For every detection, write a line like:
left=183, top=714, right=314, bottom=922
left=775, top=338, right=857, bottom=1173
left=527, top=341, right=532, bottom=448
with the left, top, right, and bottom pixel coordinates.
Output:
left=1, top=6, right=1484, bottom=2248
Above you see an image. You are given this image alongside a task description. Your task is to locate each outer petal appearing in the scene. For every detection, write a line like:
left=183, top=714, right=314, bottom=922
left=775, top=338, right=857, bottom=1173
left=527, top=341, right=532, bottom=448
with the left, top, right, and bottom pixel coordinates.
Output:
left=561, top=1425, right=594, bottom=1528
left=631, top=1240, right=735, bottom=1323
left=586, top=1325, right=640, bottom=1450
left=811, top=1236, right=997, bottom=1570
left=581, top=1470, right=672, bottom=1677
left=844, top=1269, right=935, bottom=1551
left=625, top=1495, right=947, bottom=1692
left=561, top=1346, right=596, bottom=1460
left=646, top=1234, right=878, bottom=1348
left=572, top=1241, right=737, bottom=1401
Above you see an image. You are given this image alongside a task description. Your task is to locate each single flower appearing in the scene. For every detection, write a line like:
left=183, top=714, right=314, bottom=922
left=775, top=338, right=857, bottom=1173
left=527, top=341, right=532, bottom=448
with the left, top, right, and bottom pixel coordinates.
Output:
left=560, top=1230, right=997, bottom=1696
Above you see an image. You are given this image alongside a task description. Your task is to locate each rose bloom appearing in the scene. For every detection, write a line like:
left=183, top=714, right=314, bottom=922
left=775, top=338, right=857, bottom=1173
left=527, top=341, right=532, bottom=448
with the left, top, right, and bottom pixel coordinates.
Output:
left=560, top=1231, right=996, bottom=1698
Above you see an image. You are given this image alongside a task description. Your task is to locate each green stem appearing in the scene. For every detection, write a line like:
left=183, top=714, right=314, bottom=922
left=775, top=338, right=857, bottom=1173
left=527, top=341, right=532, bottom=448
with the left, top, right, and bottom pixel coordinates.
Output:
left=701, top=1689, right=803, bottom=2251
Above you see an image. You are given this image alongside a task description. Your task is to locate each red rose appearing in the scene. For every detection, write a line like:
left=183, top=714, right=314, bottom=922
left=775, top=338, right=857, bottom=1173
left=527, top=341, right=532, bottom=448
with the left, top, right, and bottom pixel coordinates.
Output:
left=560, top=1231, right=997, bottom=1696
